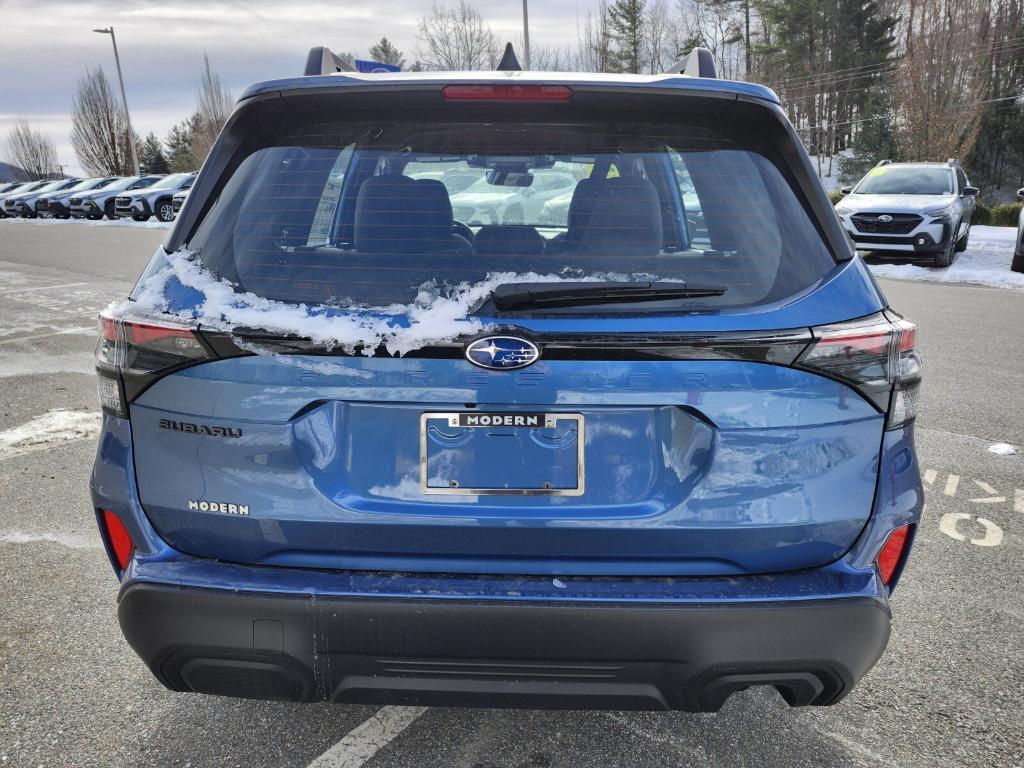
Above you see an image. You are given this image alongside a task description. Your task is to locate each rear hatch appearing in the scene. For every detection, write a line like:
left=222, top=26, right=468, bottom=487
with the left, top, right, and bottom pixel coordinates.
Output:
left=101, top=79, right=917, bottom=576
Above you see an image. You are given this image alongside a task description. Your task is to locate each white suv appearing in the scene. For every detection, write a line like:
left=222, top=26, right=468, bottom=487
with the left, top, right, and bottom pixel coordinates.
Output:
left=835, top=160, right=978, bottom=267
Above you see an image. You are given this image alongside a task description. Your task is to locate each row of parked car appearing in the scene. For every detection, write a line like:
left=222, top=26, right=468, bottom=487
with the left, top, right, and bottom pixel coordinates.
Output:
left=0, top=172, right=195, bottom=222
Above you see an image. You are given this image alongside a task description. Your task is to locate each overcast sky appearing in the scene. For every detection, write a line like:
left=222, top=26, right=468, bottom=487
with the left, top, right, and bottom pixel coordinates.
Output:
left=1, top=0, right=589, bottom=176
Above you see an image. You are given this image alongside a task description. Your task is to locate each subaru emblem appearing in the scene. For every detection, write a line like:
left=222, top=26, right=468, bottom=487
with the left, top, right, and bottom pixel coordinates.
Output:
left=465, top=336, right=540, bottom=370
left=877, top=214, right=893, bottom=223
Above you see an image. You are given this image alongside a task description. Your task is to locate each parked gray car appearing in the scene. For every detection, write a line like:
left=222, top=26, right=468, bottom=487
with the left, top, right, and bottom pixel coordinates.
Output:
left=0, top=181, right=36, bottom=218
left=36, top=177, right=118, bottom=218
left=1, top=180, right=51, bottom=218
left=2, top=178, right=80, bottom=218
left=114, top=172, right=196, bottom=222
left=835, top=160, right=977, bottom=267
left=70, top=176, right=162, bottom=220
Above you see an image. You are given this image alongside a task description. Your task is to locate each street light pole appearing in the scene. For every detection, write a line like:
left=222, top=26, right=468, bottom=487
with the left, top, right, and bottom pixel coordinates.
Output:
left=522, top=0, right=531, bottom=70
left=93, top=26, right=139, bottom=175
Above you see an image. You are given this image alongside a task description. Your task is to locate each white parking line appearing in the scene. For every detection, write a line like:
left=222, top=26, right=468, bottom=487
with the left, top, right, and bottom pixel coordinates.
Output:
left=306, top=706, right=426, bottom=768
left=0, top=282, right=89, bottom=294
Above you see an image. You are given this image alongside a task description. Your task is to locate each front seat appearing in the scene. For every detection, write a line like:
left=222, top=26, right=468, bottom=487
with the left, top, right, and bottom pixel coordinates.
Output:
left=576, top=176, right=664, bottom=257
left=354, top=175, right=472, bottom=254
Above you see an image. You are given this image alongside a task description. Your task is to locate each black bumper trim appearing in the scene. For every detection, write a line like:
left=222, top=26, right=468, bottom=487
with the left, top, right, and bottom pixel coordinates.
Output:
left=118, top=583, right=891, bottom=711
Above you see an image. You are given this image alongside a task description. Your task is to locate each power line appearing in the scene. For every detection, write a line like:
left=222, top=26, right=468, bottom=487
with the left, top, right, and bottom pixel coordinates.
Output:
left=764, top=33, right=1024, bottom=90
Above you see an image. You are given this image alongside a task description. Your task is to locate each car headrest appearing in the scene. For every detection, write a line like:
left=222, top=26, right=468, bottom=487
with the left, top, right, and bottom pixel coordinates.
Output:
left=354, top=175, right=458, bottom=253
left=473, top=225, right=546, bottom=256
left=576, top=177, right=663, bottom=257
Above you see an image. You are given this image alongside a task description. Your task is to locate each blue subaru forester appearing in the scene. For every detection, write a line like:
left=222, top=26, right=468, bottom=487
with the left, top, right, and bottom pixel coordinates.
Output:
left=91, top=47, right=923, bottom=711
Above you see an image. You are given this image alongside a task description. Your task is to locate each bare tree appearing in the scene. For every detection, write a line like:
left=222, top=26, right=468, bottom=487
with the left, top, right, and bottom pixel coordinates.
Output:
left=4, top=118, right=58, bottom=180
left=645, top=0, right=675, bottom=73
left=191, top=54, right=234, bottom=166
left=893, top=0, right=993, bottom=160
left=577, top=1, right=614, bottom=72
left=71, top=67, right=136, bottom=176
left=415, top=2, right=498, bottom=71
left=676, top=0, right=745, bottom=80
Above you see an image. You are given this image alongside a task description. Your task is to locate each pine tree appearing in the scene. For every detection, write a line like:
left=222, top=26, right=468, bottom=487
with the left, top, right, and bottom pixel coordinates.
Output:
left=608, top=0, right=646, bottom=73
left=165, top=118, right=197, bottom=173
left=369, top=37, right=406, bottom=68
left=140, top=133, right=170, bottom=174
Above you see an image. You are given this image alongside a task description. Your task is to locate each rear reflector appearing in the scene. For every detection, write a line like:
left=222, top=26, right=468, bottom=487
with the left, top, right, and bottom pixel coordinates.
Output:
left=876, top=524, right=911, bottom=585
left=442, top=84, right=573, bottom=102
left=101, top=510, right=135, bottom=570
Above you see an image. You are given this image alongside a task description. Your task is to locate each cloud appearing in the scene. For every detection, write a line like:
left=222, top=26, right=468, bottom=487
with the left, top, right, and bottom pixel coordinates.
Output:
left=3, top=1, right=587, bottom=175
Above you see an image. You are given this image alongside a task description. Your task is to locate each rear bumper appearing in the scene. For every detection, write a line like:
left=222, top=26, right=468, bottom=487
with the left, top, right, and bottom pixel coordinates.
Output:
left=118, top=582, right=890, bottom=711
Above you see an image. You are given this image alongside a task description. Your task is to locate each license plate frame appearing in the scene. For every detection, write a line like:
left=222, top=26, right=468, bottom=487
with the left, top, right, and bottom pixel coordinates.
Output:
left=419, top=412, right=585, bottom=496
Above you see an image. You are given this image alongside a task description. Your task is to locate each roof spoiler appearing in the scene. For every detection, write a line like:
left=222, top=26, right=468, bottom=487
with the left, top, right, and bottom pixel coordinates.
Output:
left=304, top=46, right=357, bottom=76
left=665, top=48, right=717, bottom=79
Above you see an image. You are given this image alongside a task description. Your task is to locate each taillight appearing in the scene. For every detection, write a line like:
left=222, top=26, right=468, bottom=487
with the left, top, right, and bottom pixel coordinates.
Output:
left=442, top=84, right=573, bottom=102
left=96, top=309, right=212, bottom=417
left=797, top=313, right=921, bottom=429
left=101, top=509, right=135, bottom=571
left=876, top=524, right=912, bottom=586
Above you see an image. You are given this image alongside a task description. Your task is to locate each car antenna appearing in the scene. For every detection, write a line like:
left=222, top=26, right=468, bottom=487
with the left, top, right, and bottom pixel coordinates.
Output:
left=496, top=43, right=522, bottom=72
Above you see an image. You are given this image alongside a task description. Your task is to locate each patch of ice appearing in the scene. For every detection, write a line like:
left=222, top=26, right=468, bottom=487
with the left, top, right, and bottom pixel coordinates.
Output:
left=867, top=226, right=1024, bottom=290
left=0, top=351, right=96, bottom=377
left=0, top=409, right=101, bottom=460
left=988, top=443, right=1018, bottom=456
left=120, top=247, right=654, bottom=356
left=0, top=530, right=98, bottom=549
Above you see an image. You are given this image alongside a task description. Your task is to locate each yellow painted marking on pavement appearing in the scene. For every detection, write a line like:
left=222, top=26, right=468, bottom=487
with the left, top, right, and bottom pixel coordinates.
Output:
left=923, top=469, right=936, bottom=485
left=1016, top=489, right=1024, bottom=514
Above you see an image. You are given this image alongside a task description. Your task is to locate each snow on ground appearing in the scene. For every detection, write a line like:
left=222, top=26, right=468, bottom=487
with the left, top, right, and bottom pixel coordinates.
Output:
left=988, top=443, right=1019, bottom=456
left=0, top=216, right=169, bottom=229
left=866, top=226, right=1024, bottom=290
left=0, top=408, right=101, bottom=461
left=807, top=149, right=853, bottom=194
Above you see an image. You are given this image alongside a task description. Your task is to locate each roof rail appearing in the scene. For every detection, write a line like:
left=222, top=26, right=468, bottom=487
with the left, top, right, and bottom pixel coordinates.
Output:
left=875, top=159, right=893, bottom=167
left=496, top=42, right=522, bottom=72
left=664, top=48, right=717, bottom=79
left=304, top=46, right=357, bottom=76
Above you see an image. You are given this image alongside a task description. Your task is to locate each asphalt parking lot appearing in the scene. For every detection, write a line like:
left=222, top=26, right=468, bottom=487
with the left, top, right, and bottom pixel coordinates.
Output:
left=1, top=221, right=1022, bottom=768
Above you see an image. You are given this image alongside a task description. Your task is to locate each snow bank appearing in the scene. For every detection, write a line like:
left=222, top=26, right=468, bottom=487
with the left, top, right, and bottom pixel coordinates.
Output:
left=867, top=226, right=1024, bottom=290
left=121, top=247, right=656, bottom=356
left=0, top=409, right=101, bottom=460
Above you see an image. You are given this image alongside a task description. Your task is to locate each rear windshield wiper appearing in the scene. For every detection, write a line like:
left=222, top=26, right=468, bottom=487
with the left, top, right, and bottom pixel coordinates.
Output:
left=491, top=281, right=726, bottom=311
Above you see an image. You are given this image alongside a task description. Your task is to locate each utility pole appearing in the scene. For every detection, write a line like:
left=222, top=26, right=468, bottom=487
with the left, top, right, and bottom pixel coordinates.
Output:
left=522, top=0, right=531, bottom=69
left=93, top=26, right=139, bottom=175
left=744, top=0, right=751, bottom=80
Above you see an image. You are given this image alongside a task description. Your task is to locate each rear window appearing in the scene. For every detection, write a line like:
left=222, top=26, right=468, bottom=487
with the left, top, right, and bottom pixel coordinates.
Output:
left=187, top=117, right=835, bottom=312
